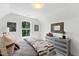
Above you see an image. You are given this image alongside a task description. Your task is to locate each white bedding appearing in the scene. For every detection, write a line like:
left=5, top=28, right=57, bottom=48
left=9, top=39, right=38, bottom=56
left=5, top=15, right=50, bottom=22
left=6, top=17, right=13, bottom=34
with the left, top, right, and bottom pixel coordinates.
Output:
left=13, top=39, right=37, bottom=56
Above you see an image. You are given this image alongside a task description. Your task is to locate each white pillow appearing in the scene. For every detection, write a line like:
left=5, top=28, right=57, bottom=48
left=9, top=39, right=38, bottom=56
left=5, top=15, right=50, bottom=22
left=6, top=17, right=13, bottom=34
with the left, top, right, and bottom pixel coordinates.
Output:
left=25, top=37, right=42, bottom=43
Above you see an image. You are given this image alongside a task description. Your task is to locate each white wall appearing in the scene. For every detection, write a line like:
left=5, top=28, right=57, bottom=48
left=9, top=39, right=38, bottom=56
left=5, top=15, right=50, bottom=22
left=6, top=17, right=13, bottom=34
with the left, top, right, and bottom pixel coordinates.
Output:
left=0, top=3, right=11, bottom=18
left=0, top=13, right=41, bottom=43
left=0, top=3, right=11, bottom=34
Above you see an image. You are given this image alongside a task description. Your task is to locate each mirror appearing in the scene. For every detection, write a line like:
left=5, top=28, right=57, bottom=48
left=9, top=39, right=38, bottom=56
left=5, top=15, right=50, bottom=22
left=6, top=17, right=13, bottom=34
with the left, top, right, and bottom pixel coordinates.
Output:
left=54, top=25, right=60, bottom=31
left=51, top=22, right=64, bottom=33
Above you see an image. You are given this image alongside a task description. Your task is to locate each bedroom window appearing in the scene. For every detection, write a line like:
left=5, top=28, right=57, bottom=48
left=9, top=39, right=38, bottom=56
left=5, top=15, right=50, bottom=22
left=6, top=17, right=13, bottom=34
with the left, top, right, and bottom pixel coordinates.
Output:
left=22, top=21, right=30, bottom=37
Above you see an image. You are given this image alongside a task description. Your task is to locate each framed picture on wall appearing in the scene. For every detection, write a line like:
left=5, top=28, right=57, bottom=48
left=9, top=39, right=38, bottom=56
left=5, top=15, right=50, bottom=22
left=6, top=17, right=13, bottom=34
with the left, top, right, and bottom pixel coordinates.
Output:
left=7, top=22, right=16, bottom=32
left=34, top=25, right=39, bottom=31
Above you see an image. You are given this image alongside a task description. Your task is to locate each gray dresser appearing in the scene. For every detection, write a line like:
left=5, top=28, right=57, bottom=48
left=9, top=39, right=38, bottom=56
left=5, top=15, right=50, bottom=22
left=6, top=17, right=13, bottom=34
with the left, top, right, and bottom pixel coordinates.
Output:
left=45, top=36, right=70, bottom=56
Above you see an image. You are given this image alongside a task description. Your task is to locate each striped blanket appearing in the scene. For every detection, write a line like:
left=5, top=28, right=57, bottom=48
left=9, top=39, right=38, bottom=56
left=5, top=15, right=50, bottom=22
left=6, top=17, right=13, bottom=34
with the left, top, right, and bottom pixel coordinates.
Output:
left=24, top=38, right=56, bottom=56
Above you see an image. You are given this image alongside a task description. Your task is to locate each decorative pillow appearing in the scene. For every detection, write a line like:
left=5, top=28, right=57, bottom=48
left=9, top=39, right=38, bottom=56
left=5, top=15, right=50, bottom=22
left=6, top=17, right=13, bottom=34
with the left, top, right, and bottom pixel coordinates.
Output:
left=46, top=32, right=53, bottom=37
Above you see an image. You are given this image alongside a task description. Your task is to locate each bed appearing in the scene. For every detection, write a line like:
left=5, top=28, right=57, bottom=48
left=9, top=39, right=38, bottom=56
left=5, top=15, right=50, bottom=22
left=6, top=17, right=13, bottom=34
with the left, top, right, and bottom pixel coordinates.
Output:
left=24, top=37, right=56, bottom=56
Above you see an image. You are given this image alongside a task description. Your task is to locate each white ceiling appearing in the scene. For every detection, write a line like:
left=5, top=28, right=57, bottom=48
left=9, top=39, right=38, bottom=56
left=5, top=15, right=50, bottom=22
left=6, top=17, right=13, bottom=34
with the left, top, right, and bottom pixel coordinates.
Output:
left=1, top=3, right=79, bottom=23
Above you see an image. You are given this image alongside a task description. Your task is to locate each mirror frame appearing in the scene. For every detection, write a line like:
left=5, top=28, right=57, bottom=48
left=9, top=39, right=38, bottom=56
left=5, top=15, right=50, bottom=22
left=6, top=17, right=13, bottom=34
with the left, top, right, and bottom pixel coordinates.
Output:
left=51, top=22, right=64, bottom=33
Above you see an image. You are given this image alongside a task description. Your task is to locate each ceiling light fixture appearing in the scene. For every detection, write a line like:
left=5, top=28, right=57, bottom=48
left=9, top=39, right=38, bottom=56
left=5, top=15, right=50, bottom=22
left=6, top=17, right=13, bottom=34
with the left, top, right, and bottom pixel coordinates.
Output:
left=32, top=0, right=44, bottom=9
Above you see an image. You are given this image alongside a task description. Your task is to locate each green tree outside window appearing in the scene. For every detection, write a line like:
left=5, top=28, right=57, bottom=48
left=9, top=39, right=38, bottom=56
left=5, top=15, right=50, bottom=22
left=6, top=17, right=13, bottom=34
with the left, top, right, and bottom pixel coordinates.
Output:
left=22, top=21, right=30, bottom=37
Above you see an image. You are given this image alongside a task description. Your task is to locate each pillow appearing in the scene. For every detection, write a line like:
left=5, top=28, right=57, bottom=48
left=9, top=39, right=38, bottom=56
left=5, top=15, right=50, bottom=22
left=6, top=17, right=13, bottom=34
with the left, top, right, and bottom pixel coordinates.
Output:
left=26, top=37, right=42, bottom=43
left=25, top=37, right=36, bottom=43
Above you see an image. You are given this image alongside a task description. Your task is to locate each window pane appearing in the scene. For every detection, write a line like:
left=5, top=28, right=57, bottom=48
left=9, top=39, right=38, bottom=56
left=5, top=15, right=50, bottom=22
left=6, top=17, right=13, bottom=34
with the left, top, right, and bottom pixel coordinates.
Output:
left=22, top=30, right=27, bottom=36
left=22, top=22, right=30, bottom=28
left=26, top=22, right=30, bottom=28
left=26, top=30, right=30, bottom=36
left=22, top=21, right=30, bottom=36
left=22, top=22, right=26, bottom=28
